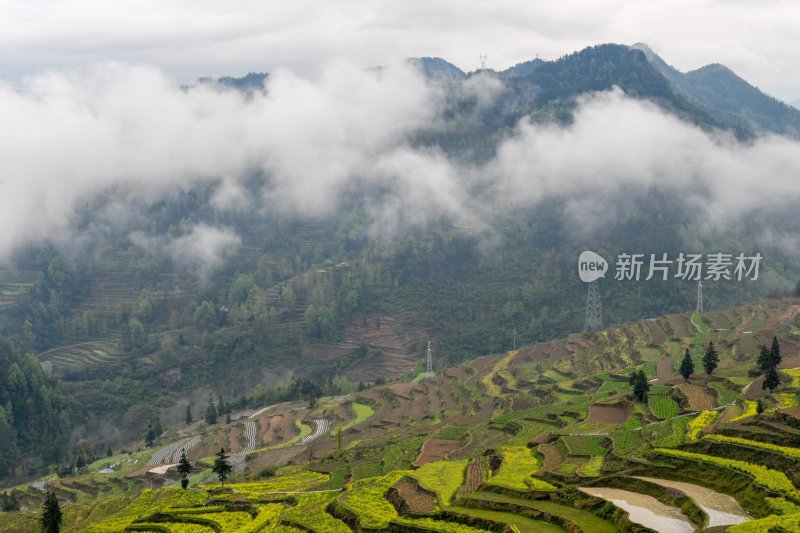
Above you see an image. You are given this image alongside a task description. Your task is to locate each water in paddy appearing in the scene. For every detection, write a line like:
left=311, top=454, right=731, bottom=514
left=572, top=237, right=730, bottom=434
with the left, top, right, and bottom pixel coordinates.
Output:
left=634, top=476, right=750, bottom=527
left=579, top=487, right=694, bottom=533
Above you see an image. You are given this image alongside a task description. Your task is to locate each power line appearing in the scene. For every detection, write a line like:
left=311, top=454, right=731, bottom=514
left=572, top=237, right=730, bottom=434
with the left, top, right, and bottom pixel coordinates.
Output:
left=584, top=280, right=603, bottom=332
left=696, top=280, right=704, bottom=314
left=426, top=340, right=433, bottom=379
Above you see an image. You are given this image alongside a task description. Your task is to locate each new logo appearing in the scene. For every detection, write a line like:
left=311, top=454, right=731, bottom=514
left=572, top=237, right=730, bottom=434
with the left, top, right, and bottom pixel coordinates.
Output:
left=578, top=251, right=608, bottom=283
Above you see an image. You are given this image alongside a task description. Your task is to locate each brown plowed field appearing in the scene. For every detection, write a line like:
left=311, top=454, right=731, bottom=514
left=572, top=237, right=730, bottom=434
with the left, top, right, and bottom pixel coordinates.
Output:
left=587, top=404, right=627, bottom=424
left=654, top=356, right=677, bottom=384
left=538, top=443, right=562, bottom=472
left=413, top=439, right=463, bottom=467
left=678, top=384, right=716, bottom=410
left=392, top=478, right=437, bottom=514
left=228, top=426, right=243, bottom=453
left=467, top=355, right=502, bottom=383
left=460, top=458, right=484, bottom=495
left=258, top=415, right=278, bottom=445
left=743, top=377, right=768, bottom=400
left=667, top=314, right=691, bottom=339
left=644, top=320, right=667, bottom=345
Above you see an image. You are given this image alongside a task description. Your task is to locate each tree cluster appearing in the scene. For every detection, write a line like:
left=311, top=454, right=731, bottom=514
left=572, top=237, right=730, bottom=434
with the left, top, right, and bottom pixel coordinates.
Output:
left=758, top=336, right=782, bottom=391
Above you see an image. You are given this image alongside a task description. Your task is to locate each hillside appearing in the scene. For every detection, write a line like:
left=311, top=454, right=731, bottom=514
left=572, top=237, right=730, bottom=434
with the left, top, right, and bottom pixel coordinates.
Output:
left=4, top=298, right=800, bottom=531
left=1, top=42, right=800, bottom=488
left=632, top=42, right=800, bottom=138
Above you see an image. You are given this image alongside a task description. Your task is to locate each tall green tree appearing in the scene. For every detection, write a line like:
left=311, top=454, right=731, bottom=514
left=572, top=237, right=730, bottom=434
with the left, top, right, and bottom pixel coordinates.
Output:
left=630, top=370, right=650, bottom=403
left=40, top=490, right=62, bottom=533
left=212, top=448, right=233, bottom=487
left=679, top=348, right=695, bottom=383
left=702, top=342, right=719, bottom=375
left=185, top=404, right=193, bottom=425
left=771, top=336, right=782, bottom=368
left=757, top=345, right=772, bottom=373
left=177, top=449, right=192, bottom=490
left=145, top=424, right=155, bottom=448
left=204, top=394, right=217, bottom=425
left=763, top=365, right=781, bottom=392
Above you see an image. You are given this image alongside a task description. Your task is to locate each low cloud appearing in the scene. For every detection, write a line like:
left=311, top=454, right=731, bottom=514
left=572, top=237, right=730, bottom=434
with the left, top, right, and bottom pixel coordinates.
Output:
left=1, top=63, right=800, bottom=273
left=131, top=224, right=241, bottom=281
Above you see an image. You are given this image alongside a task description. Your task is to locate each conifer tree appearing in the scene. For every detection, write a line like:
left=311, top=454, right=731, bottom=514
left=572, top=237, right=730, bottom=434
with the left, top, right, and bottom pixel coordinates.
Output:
left=185, top=404, right=193, bottom=425
left=204, top=394, right=217, bottom=425
left=631, top=370, right=650, bottom=403
left=763, top=366, right=781, bottom=392
left=40, top=490, right=62, bottom=533
left=771, top=336, right=782, bottom=368
left=702, top=342, right=719, bottom=375
left=680, top=348, right=695, bottom=383
left=212, top=448, right=232, bottom=487
left=177, top=449, right=192, bottom=489
left=757, top=345, right=772, bottom=373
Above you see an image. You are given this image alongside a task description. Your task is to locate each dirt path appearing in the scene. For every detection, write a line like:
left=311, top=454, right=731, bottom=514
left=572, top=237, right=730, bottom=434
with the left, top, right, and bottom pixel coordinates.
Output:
left=633, top=477, right=750, bottom=527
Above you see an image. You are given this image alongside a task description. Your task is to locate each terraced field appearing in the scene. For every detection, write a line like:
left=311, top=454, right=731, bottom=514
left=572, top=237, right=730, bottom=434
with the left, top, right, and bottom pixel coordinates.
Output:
left=6, top=299, right=800, bottom=532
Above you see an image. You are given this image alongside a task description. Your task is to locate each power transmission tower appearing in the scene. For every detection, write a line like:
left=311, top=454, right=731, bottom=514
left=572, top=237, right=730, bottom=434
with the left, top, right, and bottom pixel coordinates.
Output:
left=426, top=341, right=433, bottom=379
left=479, top=54, right=487, bottom=70
left=584, top=280, right=603, bottom=331
left=696, top=281, right=704, bottom=314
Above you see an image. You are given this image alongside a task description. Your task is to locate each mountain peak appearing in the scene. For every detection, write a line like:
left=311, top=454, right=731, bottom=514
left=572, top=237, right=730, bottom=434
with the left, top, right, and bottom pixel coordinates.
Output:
left=406, top=57, right=466, bottom=81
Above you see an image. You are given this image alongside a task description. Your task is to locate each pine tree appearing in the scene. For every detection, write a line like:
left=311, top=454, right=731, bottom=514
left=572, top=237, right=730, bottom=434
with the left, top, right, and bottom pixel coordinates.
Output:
left=40, top=490, right=62, bottom=533
left=702, top=342, right=719, bottom=376
left=763, top=366, right=781, bottom=392
left=153, top=417, right=162, bottom=437
left=757, top=345, right=772, bottom=373
left=212, top=448, right=233, bottom=487
left=106, top=444, right=112, bottom=457
left=225, top=413, right=231, bottom=424
left=771, top=336, right=782, bottom=368
left=177, top=449, right=192, bottom=489
left=632, top=370, right=650, bottom=403
left=217, top=395, right=226, bottom=415
left=145, top=425, right=155, bottom=448
left=679, top=349, right=695, bottom=383
left=204, top=394, right=217, bottom=425
left=185, top=404, right=193, bottom=425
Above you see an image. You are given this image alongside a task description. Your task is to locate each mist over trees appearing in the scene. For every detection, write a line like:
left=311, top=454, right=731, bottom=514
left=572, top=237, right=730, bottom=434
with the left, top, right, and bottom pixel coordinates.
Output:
left=1, top=43, right=800, bottom=480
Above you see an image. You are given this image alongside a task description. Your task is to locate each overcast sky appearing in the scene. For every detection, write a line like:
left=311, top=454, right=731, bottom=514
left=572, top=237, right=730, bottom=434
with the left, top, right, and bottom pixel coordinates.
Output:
left=1, top=0, right=798, bottom=102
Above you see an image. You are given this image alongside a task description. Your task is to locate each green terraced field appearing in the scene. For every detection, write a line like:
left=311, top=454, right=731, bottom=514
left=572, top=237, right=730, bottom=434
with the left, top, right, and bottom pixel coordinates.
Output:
left=561, top=435, right=606, bottom=456
left=448, top=506, right=567, bottom=533
left=649, top=394, right=680, bottom=419
left=470, top=492, right=619, bottom=533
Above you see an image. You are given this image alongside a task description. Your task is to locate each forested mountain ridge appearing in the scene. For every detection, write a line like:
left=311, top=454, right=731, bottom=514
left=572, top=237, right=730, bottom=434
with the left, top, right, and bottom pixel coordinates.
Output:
left=0, top=43, right=799, bottom=483
left=631, top=42, right=800, bottom=138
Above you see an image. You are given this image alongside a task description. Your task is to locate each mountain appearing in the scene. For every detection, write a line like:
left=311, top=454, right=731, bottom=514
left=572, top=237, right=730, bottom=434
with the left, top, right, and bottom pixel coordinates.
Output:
left=792, top=98, right=800, bottom=110
left=407, top=57, right=466, bottom=81
left=503, top=44, right=720, bottom=127
left=2, top=43, right=800, bottom=486
left=500, top=58, right=545, bottom=78
left=632, top=42, right=800, bottom=138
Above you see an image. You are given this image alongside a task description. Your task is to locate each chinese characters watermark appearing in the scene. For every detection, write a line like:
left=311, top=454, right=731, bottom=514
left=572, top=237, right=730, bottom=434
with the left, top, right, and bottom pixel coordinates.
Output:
left=579, top=251, right=762, bottom=282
